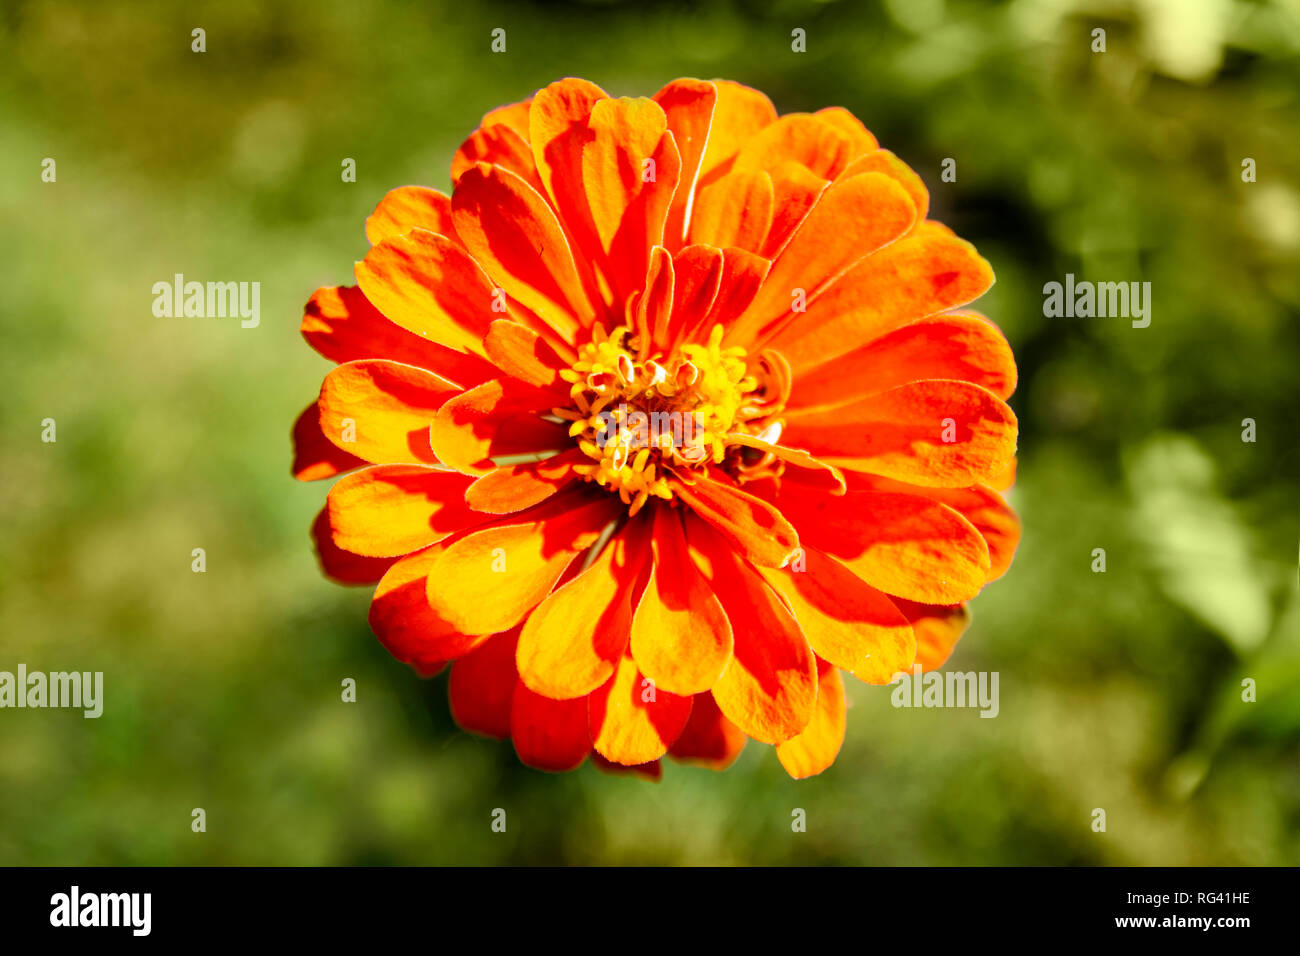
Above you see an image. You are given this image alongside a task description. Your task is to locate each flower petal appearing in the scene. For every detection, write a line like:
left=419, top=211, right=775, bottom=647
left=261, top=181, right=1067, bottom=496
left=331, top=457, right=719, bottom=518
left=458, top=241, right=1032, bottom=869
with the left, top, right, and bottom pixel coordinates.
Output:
left=730, top=171, right=917, bottom=346
left=629, top=506, right=733, bottom=695
left=369, top=542, right=486, bottom=663
left=664, top=244, right=724, bottom=350
left=688, top=518, right=818, bottom=744
left=776, top=662, right=846, bottom=779
left=849, top=474, right=1021, bottom=583
left=515, top=517, right=648, bottom=698
left=355, top=229, right=500, bottom=356
left=293, top=401, right=365, bottom=481
left=326, top=464, right=478, bottom=558
left=689, top=169, right=774, bottom=252
left=451, top=122, right=543, bottom=192
left=318, top=359, right=459, bottom=465
left=589, top=653, right=693, bottom=765
left=448, top=629, right=519, bottom=739
left=452, top=162, right=596, bottom=340
left=784, top=379, right=1017, bottom=488
left=696, top=80, right=777, bottom=183
left=725, top=433, right=846, bottom=493
left=764, top=222, right=995, bottom=372
left=780, top=485, right=991, bottom=604
left=300, top=285, right=496, bottom=386
left=577, top=97, right=682, bottom=305
left=759, top=547, right=915, bottom=684
left=730, top=113, right=858, bottom=182
left=426, top=491, right=621, bottom=634
left=839, top=148, right=928, bottom=223
left=483, top=319, right=570, bottom=391
left=464, top=448, right=585, bottom=514
left=653, top=78, right=717, bottom=249
left=670, top=472, right=800, bottom=568
left=788, top=312, right=1017, bottom=410
left=760, top=160, right=828, bottom=259
left=893, top=599, right=971, bottom=671
left=310, top=508, right=394, bottom=585
left=668, top=691, right=746, bottom=770
left=430, top=377, right=571, bottom=475
left=365, top=186, right=455, bottom=245
left=511, top=681, right=591, bottom=772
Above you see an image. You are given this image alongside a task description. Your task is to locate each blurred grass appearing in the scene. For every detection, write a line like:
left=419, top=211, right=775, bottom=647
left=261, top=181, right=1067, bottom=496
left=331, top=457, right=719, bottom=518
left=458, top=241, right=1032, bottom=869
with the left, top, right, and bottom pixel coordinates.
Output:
left=1, top=0, right=1297, bottom=864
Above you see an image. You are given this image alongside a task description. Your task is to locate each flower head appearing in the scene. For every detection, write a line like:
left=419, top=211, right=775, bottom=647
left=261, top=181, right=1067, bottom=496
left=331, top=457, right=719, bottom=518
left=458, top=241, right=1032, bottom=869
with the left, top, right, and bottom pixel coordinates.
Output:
left=293, top=78, right=1019, bottom=778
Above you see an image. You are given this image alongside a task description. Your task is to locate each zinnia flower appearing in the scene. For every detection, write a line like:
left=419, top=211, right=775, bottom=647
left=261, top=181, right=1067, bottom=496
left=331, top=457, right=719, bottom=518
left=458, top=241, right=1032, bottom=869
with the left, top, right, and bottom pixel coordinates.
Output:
left=292, top=77, right=1019, bottom=779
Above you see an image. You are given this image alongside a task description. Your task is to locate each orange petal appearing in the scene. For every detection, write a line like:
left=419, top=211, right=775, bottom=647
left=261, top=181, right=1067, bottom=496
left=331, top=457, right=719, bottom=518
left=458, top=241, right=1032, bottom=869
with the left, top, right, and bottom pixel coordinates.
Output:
left=637, top=245, right=675, bottom=347
left=724, top=433, right=846, bottom=493
left=788, top=312, right=1017, bottom=410
left=849, top=473, right=1021, bottom=583
left=765, top=222, right=995, bottom=372
left=696, top=80, right=778, bottom=184
left=813, top=106, right=879, bottom=157
left=452, top=162, right=595, bottom=340
left=326, top=464, right=477, bottom=558
left=839, top=148, right=928, bottom=223
left=300, top=285, right=496, bottom=387
left=483, top=319, right=569, bottom=391
left=781, top=486, right=990, bottom=604
left=893, top=599, right=971, bottom=671
left=448, top=629, right=520, bottom=739
left=578, top=97, right=682, bottom=305
left=528, top=76, right=609, bottom=208
left=310, top=508, right=394, bottom=585
left=668, top=691, right=746, bottom=770
left=318, top=359, right=459, bottom=465
left=629, top=506, right=733, bottom=695
left=369, top=542, right=486, bottom=664
left=759, top=548, right=915, bottom=684
left=653, top=78, right=717, bottom=249
left=482, top=99, right=532, bottom=138
left=688, top=519, right=818, bottom=744
left=589, top=653, right=693, bottom=765
left=355, top=229, right=500, bottom=356
left=515, top=516, right=648, bottom=699
left=691, top=246, right=770, bottom=337
left=430, top=377, right=570, bottom=475
left=760, top=160, right=828, bottom=259
left=292, top=401, right=365, bottom=481
left=731, top=113, right=859, bottom=182
left=591, top=754, right=663, bottom=781
left=776, top=662, right=846, bottom=779
left=511, top=680, right=591, bottom=772
left=783, top=379, right=1018, bottom=488
left=365, top=186, right=455, bottom=245
left=689, top=169, right=774, bottom=252
left=731, top=172, right=917, bottom=345
left=464, top=448, right=585, bottom=514
left=451, top=122, right=543, bottom=192
left=670, top=472, right=800, bottom=568
left=664, top=244, right=724, bottom=350
left=426, top=492, right=620, bottom=635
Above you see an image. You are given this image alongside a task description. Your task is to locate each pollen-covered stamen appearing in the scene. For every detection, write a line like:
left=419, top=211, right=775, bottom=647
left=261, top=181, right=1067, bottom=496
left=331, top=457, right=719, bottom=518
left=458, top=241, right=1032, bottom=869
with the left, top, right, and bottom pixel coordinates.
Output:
left=557, top=323, right=781, bottom=513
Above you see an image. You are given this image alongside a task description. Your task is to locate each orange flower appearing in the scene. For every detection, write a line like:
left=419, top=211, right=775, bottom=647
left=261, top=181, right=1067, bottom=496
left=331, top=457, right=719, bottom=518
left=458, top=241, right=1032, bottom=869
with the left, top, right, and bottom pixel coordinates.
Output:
left=293, top=78, right=1020, bottom=779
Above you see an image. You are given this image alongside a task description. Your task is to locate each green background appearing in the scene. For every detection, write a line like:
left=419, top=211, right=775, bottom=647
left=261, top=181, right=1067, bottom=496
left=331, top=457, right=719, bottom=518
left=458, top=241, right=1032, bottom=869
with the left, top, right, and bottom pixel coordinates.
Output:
left=2, top=0, right=1298, bottom=865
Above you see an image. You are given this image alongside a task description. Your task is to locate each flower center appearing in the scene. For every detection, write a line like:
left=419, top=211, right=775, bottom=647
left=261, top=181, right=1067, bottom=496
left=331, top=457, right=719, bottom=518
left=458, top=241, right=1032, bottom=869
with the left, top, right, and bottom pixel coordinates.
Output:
left=555, top=324, right=785, bottom=514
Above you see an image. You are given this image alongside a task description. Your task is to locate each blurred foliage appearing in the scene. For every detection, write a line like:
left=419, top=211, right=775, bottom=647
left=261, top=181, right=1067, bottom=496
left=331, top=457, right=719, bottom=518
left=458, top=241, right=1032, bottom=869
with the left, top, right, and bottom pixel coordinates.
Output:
left=1, top=0, right=1297, bottom=865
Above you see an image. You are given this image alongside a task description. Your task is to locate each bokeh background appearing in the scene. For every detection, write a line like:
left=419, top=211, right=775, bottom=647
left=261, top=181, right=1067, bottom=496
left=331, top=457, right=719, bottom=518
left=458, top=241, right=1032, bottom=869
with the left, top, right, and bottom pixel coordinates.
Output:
left=2, top=0, right=1298, bottom=865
